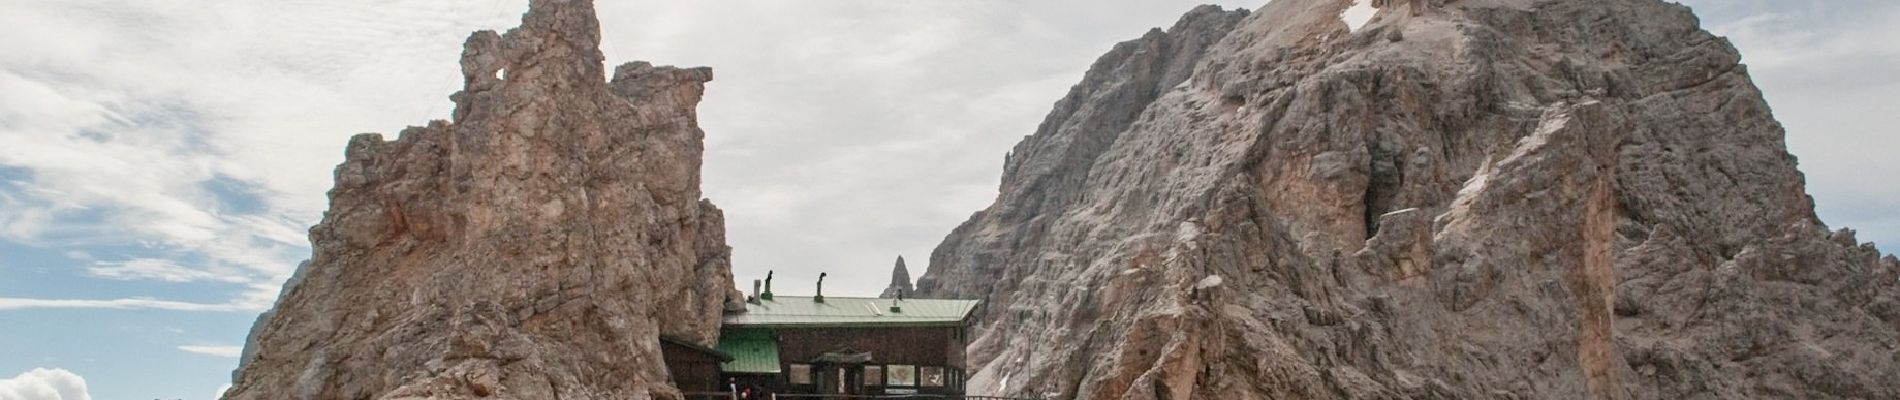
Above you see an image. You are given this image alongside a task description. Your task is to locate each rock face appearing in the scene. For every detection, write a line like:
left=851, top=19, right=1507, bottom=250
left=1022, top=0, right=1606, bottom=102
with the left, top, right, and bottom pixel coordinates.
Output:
left=881, top=256, right=916, bottom=299
left=915, top=0, right=1900, bottom=399
left=224, top=1, right=740, bottom=399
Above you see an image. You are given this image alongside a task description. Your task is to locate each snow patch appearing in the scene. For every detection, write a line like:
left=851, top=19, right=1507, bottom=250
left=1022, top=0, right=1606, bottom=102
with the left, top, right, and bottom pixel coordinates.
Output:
left=1195, top=275, right=1225, bottom=289
left=1381, top=208, right=1422, bottom=218
left=1342, top=1, right=1378, bottom=32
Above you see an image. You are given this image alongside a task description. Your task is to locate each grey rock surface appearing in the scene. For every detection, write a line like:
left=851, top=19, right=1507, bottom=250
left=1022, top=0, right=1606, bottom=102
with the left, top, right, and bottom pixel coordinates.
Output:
left=881, top=256, right=916, bottom=299
left=916, top=0, right=1900, bottom=399
left=223, top=1, right=737, bottom=399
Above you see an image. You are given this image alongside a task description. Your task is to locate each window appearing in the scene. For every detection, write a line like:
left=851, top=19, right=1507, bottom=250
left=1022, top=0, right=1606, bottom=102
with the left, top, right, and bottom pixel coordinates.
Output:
left=863, top=366, right=884, bottom=387
left=920, top=366, right=946, bottom=387
left=788, top=364, right=812, bottom=385
left=886, top=364, right=916, bottom=387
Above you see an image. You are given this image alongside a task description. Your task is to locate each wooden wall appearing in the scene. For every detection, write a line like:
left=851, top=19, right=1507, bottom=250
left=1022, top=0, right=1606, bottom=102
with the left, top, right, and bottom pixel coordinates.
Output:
left=774, top=326, right=965, bottom=368
left=767, top=326, right=968, bottom=395
left=662, top=340, right=727, bottom=393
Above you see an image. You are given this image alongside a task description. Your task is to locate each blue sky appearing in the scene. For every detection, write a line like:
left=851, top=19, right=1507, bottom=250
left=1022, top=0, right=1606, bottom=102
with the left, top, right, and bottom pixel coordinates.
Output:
left=1, top=1, right=1895, bottom=399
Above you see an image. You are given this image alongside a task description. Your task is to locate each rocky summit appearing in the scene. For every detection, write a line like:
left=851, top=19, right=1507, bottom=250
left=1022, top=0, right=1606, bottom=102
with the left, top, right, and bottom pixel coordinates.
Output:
left=881, top=256, right=917, bottom=299
left=916, top=0, right=1900, bottom=399
left=222, top=0, right=741, bottom=399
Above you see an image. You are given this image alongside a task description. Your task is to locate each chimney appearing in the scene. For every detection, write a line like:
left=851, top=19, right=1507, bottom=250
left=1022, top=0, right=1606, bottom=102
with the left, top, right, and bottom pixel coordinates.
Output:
left=762, top=271, right=775, bottom=301
left=889, top=292, right=904, bottom=313
left=750, top=279, right=762, bottom=304
left=815, top=272, right=828, bottom=303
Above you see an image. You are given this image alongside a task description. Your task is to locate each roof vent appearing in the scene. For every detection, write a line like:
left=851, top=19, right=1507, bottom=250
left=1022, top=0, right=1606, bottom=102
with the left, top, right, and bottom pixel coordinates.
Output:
left=749, top=279, right=762, bottom=304
left=814, top=272, right=827, bottom=303
left=889, top=292, right=903, bottom=313
left=762, top=271, right=775, bottom=301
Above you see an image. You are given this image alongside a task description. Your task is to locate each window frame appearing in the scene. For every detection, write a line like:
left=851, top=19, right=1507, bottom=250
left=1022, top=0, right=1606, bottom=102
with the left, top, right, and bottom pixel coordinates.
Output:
left=886, top=364, right=916, bottom=387
left=863, top=365, right=884, bottom=387
left=787, top=363, right=813, bottom=385
left=920, top=366, right=946, bottom=388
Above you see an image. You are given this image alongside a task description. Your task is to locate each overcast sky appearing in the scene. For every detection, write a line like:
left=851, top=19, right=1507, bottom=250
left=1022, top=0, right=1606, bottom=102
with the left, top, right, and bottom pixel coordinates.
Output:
left=0, top=0, right=1893, bottom=399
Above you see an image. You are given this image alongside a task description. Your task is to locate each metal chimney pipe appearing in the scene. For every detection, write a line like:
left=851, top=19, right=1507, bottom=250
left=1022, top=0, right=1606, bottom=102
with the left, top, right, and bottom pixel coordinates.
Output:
left=815, top=272, right=828, bottom=303
left=762, top=271, right=775, bottom=300
left=750, top=279, right=762, bottom=304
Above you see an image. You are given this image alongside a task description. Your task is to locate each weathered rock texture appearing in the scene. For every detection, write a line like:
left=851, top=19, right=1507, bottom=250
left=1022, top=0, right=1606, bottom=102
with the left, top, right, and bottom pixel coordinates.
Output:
left=916, top=0, right=1900, bottom=399
left=224, top=1, right=739, bottom=399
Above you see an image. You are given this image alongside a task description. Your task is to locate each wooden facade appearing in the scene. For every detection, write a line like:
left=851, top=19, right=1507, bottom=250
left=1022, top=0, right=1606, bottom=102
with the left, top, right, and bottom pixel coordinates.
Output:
left=761, top=326, right=968, bottom=395
left=660, top=335, right=733, bottom=393
left=714, top=295, right=981, bottom=398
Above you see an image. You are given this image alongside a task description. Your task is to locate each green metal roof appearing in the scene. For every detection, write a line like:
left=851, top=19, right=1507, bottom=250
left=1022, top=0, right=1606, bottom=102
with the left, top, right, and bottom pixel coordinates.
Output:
left=724, top=296, right=980, bottom=328
left=716, top=328, right=781, bottom=374
left=660, top=335, right=733, bottom=362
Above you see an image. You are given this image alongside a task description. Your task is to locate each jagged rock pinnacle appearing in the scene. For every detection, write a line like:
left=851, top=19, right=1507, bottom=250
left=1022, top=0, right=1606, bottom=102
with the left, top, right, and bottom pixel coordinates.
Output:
left=880, top=256, right=914, bottom=299
left=222, top=0, right=739, bottom=399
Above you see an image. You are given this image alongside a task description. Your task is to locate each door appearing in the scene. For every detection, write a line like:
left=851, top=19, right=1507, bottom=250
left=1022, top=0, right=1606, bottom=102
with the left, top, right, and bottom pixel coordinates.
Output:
left=816, top=364, right=863, bottom=394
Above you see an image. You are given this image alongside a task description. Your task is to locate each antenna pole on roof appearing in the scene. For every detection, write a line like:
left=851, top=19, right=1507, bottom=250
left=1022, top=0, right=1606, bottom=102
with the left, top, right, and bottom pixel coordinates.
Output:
left=815, top=272, right=827, bottom=303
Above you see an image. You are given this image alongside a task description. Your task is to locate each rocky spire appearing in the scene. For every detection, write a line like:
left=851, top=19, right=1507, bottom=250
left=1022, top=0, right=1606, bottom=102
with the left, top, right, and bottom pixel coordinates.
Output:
left=222, top=0, right=740, bottom=399
left=879, top=256, right=914, bottom=299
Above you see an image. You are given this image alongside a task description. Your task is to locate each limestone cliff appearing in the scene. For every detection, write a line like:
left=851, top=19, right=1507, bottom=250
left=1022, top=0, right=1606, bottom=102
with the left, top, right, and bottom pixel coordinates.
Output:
left=916, top=0, right=1900, bottom=399
left=223, top=1, right=740, bottom=399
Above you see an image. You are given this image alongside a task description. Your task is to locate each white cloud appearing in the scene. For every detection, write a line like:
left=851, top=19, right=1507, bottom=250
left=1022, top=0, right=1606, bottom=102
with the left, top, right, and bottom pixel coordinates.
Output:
left=0, top=0, right=518, bottom=310
left=0, top=368, right=91, bottom=400
left=0, top=275, right=284, bottom=312
left=176, top=345, right=243, bottom=358
left=0, top=298, right=246, bottom=312
left=87, top=258, right=248, bottom=284
left=213, top=384, right=230, bottom=400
